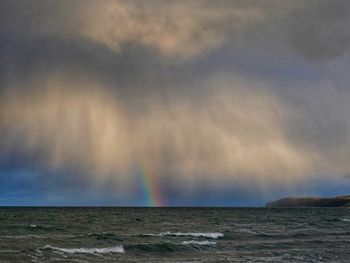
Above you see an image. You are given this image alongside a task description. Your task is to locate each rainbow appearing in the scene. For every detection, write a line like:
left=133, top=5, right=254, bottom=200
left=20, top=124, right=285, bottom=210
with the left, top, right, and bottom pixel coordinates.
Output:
left=136, top=162, right=165, bottom=207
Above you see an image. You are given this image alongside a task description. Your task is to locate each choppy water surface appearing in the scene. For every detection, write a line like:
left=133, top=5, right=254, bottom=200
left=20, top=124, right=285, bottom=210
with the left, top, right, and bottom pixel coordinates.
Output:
left=0, top=208, right=349, bottom=262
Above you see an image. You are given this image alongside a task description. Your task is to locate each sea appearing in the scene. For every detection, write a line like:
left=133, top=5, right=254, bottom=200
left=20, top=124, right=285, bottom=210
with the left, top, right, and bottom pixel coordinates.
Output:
left=0, top=207, right=349, bottom=262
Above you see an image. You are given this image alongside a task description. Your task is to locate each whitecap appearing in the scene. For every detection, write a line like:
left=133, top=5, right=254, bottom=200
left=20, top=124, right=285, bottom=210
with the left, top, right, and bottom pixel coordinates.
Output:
left=43, top=245, right=125, bottom=254
left=340, top=218, right=350, bottom=222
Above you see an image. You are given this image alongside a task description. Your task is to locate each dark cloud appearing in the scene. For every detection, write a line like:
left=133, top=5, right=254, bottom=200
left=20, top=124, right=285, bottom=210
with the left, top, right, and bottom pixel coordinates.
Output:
left=1, top=0, right=349, bottom=93
left=1, top=0, right=349, bottom=64
left=1, top=1, right=350, bottom=205
left=286, top=0, right=350, bottom=61
left=0, top=34, right=169, bottom=93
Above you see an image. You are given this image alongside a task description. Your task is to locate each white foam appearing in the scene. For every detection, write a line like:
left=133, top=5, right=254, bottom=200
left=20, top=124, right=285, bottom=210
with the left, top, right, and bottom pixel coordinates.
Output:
left=43, top=245, right=125, bottom=254
left=181, top=240, right=216, bottom=245
left=152, top=231, right=224, bottom=239
left=340, top=218, right=350, bottom=222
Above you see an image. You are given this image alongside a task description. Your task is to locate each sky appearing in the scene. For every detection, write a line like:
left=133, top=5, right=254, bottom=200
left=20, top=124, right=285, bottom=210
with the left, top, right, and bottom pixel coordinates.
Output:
left=1, top=0, right=350, bottom=206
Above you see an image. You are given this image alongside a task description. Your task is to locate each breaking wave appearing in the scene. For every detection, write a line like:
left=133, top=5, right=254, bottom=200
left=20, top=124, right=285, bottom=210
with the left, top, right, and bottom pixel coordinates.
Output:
left=42, top=245, right=125, bottom=254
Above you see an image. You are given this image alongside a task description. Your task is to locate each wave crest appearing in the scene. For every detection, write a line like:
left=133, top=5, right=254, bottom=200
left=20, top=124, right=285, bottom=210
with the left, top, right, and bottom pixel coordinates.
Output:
left=42, top=245, right=125, bottom=254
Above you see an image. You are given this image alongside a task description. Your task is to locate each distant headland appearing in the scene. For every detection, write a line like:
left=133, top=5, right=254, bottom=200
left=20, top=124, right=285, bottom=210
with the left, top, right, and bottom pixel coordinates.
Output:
left=266, top=195, right=350, bottom=208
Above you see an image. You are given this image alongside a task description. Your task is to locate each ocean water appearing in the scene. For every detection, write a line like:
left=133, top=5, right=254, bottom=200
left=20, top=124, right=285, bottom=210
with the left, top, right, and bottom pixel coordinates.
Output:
left=0, top=208, right=349, bottom=262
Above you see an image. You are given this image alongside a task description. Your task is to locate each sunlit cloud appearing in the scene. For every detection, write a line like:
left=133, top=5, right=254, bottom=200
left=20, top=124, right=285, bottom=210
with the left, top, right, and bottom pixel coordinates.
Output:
left=0, top=73, right=315, bottom=187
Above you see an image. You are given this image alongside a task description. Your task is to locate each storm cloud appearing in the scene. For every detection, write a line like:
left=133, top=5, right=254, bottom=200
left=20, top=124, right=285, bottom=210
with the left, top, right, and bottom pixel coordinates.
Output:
left=0, top=0, right=350, bottom=204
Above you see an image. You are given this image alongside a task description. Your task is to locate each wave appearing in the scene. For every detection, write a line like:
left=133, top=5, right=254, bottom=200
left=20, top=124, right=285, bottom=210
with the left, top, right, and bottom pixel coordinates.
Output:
left=143, top=231, right=224, bottom=239
left=340, top=218, right=350, bottom=222
left=27, top=224, right=64, bottom=230
left=125, top=241, right=216, bottom=252
left=87, top=232, right=123, bottom=241
left=181, top=240, right=216, bottom=245
left=2, top=224, right=64, bottom=232
left=42, top=245, right=125, bottom=254
left=235, top=229, right=257, bottom=235
left=125, top=242, right=184, bottom=252
left=0, top=234, right=76, bottom=240
left=0, top=249, right=21, bottom=253
left=0, top=234, right=47, bottom=239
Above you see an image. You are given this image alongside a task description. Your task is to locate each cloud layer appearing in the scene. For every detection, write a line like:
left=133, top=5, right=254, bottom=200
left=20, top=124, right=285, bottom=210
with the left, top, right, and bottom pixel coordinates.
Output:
left=0, top=1, right=350, bottom=203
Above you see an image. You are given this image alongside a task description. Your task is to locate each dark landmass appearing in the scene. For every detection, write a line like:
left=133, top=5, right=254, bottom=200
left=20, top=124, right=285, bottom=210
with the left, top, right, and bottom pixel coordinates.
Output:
left=266, top=195, right=350, bottom=208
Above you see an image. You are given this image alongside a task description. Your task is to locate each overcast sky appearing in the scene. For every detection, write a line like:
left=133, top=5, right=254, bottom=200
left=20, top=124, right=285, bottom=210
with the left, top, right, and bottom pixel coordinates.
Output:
left=1, top=0, right=350, bottom=206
